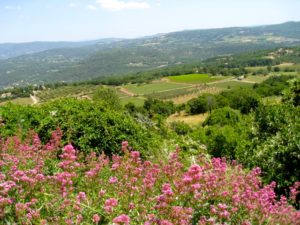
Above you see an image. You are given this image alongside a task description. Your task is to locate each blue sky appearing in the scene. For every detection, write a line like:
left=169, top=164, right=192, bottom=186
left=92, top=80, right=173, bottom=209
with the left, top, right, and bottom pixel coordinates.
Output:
left=1, top=0, right=300, bottom=43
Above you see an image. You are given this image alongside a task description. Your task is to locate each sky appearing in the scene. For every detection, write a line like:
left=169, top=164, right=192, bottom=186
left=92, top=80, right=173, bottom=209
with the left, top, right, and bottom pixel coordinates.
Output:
left=1, top=0, right=300, bottom=43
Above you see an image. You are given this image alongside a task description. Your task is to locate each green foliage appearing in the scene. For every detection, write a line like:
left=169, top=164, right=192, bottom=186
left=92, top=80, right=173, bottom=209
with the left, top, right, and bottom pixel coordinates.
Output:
left=170, top=121, right=192, bottom=135
left=203, top=107, right=241, bottom=127
left=143, top=98, right=175, bottom=117
left=254, top=75, right=295, bottom=97
left=0, top=103, right=42, bottom=137
left=221, top=88, right=260, bottom=114
left=92, top=87, right=121, bottom=110
left=282, top=78, right=300, bottom=106
left=240, top=103, right=300, bottom=191
left=187, top=97, right=209, bottom=115
left=0, top=99, right=161, bottom=156
left=205, top=125, right=240, bottom=159
left=187, top=94, right=229, bottom=115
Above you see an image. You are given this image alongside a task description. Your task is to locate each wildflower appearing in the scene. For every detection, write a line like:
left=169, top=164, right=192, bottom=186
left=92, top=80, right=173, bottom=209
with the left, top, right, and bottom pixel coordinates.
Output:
left=113, top=214, right=130, bottom=224
left=104, top=198, right=118, bottom=213
left=109, top=176, right=118, bottom=184
left=92, top=214, right=101, bottom=223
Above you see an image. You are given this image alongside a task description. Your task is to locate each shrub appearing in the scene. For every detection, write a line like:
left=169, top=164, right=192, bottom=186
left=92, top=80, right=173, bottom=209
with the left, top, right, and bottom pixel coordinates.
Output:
left=170, top=121, right=192, bottom=135
left=221, top=88, right=260, bottom=114
left=144, top=98, right=175, bottom=117
left=92, top=87, right=121, bottom=110
left=205, top=125, right=240, bottom=159
left=203, top=107, right=241, bottom=127
left=0, top=99, right=160, bottom=156
left=254, top=75, right=294, bottom=97
left=239, top=103, right=300, bottom=192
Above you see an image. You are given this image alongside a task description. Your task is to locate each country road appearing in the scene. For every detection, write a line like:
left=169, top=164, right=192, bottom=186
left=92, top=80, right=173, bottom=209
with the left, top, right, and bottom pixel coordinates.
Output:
left=30, top=91, right=39, bottom=104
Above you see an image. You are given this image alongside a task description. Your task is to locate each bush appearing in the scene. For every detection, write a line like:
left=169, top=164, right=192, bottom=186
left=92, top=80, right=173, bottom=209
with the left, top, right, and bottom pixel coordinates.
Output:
left=239, top=103, right=300, bottom=191
left=187, top=94, right=229, bottom=115
left=144, top=98, right=175, bottom=117
left=254, top=75, right=294, bottom=97
left=92, top=87, right=121, bottom=110
left=170, top=121, right=192, bottom=135
left=0, top=99, right=160, bottom=156
left=203, top=107, right=241, bottom=127
left=221, top=88, right=260, bottom=114
left=205, top=125, right=240, bottom=159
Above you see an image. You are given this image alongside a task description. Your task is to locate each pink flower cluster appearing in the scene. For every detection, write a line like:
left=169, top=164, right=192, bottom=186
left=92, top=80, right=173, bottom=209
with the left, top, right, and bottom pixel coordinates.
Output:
left=0, top=131, right=299, bottom=224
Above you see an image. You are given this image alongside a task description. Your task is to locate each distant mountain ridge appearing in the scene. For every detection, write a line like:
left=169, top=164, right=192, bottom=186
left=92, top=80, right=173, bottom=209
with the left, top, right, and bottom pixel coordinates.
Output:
left=0, top=38, right=124, bottom=60
left=1, top=21, right=300, bottom=88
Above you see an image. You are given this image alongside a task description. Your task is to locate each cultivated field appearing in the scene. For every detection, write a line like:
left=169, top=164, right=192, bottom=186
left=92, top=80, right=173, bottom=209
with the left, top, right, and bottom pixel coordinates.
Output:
left=120, top=96, right=145, bottom=107
left=209, top=81, right=254, bottom=89
left=123, top=82, right=192, bottom=95
left=167, top=74, right=226, bottom=84
left=37, top=85, right=99, bottom=102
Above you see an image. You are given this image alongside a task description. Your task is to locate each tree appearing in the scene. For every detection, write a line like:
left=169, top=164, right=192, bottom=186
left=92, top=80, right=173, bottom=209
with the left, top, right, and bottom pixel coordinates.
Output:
left=93, top=87, right=121, bottom=110
left=221, top=88, right=260, bottom=114
left=203, top=107, right=241, bottom=127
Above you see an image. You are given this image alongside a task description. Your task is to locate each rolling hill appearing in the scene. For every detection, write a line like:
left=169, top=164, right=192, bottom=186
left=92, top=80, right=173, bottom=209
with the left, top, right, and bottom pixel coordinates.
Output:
left=1, top=21, right=300, bottom=88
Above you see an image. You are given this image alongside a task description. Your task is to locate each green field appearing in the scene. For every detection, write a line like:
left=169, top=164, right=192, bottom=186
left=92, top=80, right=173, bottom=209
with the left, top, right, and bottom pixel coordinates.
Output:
left=120, top=96, right=145, bottom=106
left=167, top=74, right=227, bottom=84
left=209, top=81, right=254, bottom=90
left=123, top=82, right=191, bottom=95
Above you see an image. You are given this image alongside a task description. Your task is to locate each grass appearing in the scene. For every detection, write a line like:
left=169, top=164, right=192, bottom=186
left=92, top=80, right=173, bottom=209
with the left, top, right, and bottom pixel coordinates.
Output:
left=37, top=85, right=99, bottom=102
left=120, top=96, right=145, bottom=107
left=167, top=112, right=209, bottom=126
left=167, top=74, right=226, bottom=84
left=168, top=87, right=221, bottom=104
left=145, top=87, right=197, bottom=100
left=0, top=97, right=33, bottom=105
left=123, top=82, right=191, bottom=95
left=262, top=96, right=282, bottom=105
left=209, top=81, right=254, bottom=90
left=245, top=66, right=268, bottom=72
left=244, top=75, right=270, bottom=83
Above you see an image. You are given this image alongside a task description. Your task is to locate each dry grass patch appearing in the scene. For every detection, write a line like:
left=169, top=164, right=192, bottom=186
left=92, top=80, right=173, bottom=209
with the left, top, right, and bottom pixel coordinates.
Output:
left=167, top=112, right=208, bottom=126
left=171, top=87, right=221, bottom=104
left=0, top=97, right=33, bottom=105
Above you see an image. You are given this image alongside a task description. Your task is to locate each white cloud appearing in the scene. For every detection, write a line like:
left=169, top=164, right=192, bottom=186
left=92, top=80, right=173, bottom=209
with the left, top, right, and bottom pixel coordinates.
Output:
left=86, top=5, right=98, bottom=11
left=96, top=0, right=150, bottom=11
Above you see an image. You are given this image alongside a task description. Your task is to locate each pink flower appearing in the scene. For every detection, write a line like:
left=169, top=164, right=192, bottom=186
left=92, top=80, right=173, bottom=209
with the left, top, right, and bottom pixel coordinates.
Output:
left=98, top=189, right=106, bottom=197
left=162, top=183, right=173, bottom=196
left=92, top=214, right=101, bottom=223
left=112, top=214, right=130, bottom=224
left=104, top=198, right=118, bottom=213
left=109, top=177, right=118, bottom=184
left=121, top=141, right=128, bottom=151
left=160, top=220, right=173, bottom=225
left=130, top=151, right=140, bottom=159
left=76, top=192, right=87, bottom=203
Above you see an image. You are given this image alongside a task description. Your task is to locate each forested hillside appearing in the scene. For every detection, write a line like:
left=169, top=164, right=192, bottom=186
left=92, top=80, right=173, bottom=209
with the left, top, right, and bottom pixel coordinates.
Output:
left=1, top=21, right=300, bottom=88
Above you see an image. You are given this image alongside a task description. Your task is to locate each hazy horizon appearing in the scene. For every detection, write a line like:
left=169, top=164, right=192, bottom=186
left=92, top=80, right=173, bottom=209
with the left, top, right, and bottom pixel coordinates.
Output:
left=1, top=0, right=300, bottom=43
left=1, top=20, right=299, bottom=44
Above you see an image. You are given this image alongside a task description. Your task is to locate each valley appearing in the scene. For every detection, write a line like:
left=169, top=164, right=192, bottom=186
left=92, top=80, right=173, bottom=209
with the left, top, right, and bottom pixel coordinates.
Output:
left=0, top=16, right=299, bottom=224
